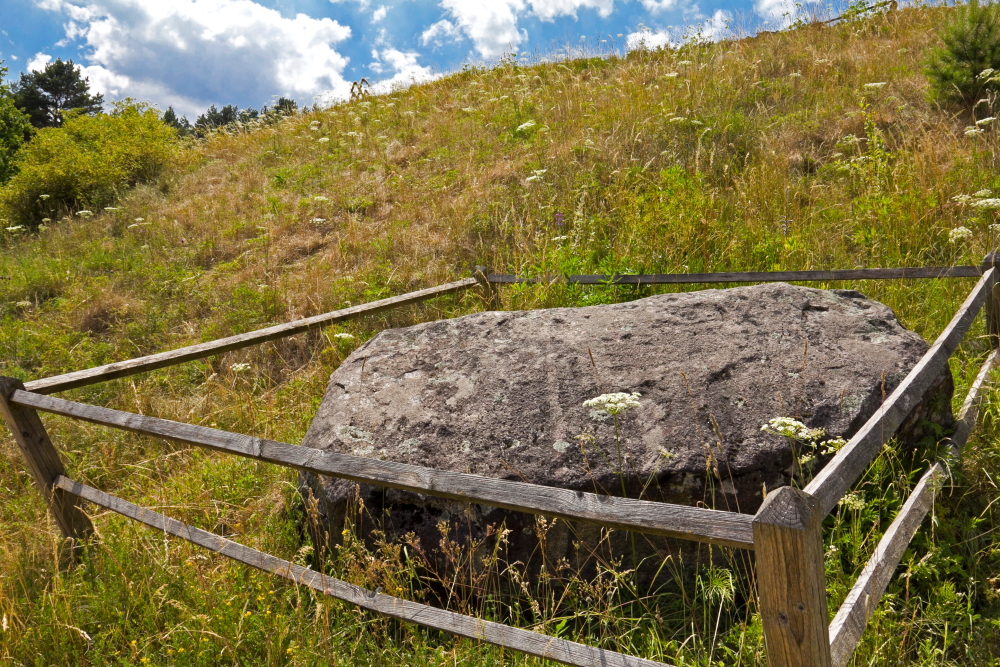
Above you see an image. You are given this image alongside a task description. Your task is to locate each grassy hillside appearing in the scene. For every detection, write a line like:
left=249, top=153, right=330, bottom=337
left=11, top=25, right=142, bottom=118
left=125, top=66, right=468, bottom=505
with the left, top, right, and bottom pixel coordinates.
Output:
left=3, top=6, right=1000, bottom=665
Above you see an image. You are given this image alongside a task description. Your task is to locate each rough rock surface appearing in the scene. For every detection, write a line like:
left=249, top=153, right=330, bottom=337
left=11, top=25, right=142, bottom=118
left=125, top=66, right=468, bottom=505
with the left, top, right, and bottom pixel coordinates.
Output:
left=299, top=283, right=953, bottom=579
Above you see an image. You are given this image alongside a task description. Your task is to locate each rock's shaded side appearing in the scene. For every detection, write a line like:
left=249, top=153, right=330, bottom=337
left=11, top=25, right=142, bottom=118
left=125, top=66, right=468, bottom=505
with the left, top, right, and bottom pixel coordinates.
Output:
left=299, top=283, right=952, bottom=580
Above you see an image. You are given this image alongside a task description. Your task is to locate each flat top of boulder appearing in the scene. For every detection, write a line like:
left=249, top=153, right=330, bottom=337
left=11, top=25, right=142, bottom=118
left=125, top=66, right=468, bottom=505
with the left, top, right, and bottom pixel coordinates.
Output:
left=301, top=283, right=932, bottom=506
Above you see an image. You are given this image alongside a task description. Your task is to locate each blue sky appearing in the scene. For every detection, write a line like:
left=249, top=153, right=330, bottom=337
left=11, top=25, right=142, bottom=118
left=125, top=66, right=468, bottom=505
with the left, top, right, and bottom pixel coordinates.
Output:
left=0, top=0, right=807, bottom=118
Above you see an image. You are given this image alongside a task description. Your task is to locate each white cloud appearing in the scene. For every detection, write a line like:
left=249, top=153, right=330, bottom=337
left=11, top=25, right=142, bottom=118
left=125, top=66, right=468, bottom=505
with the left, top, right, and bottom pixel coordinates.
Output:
left=433, top=0, right=618, bottom=58
left=372, top=5, right=387, bottom=21
left=367, top=48, right=439, bottom=94
left=420, top=19, right=463, bottom=47
left=626, top=28, right=672, bottom=51
left=36, top=0, right=353, bottom=116
left=27, top=52, right=53, bottom=72
left=754, top=0, right=817, bottom=25
left=638, top=0, right=678, bottom=13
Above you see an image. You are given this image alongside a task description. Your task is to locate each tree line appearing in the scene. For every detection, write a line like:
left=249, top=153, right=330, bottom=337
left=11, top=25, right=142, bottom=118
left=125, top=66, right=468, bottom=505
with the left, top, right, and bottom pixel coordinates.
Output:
left=0, top=58, right=299, bottom=184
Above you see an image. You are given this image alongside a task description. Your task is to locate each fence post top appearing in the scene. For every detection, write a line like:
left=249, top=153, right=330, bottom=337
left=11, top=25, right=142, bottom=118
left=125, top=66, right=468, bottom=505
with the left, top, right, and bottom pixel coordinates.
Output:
left=0, top=376, right=24, bottom=400
left=982, top=252, right=1000, bottom=269
left=752, top=485, right=822, bottom=530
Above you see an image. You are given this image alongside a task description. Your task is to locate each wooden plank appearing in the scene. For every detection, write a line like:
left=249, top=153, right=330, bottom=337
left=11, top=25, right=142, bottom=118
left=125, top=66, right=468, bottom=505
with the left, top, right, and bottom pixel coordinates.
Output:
left=486, top=266, right=982, bottom=285
left=25, top=278, right=479, bottom=395
left=55, top=475, right=673, bottom=667
left=804, top=268, right=995, bottom=517
left=0, top=377, right=93, bottom=542
left=752, top=486, right=832, bottom=667
left=982, top=254, right=1000, bottom=347
left=12, top=390, right=755, bottom=549
left=827, top=350, right=997, bottom=667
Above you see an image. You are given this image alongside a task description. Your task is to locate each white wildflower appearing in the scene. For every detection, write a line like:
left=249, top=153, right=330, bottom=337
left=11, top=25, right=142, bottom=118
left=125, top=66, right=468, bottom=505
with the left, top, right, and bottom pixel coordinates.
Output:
left=820, top=437, right=847, bottom=455
left=230, top=362, right=251, bottom=373
left=838, top=493, right=866, bottom=511
left=333, top=333, right=354, bottom=339
left=516, top=120, right=536, bottom=132
left=949, top=226, right=973, bottom=243
left=317, top=137, right=330, bottom=143
left=965, top=126, right=985, bottom=136
left=665, top=72, right=679, bottom=77
left=677, top=60, right=693, bottom=65
left=669, top=116, right=687, bottom=123
left=863, top=82, right=887, bottom=89
left=979, top=68, right=996, bottom=79
left=461, top=107, right=477, bottom=113
left=104, top=207, right=120, bottom=211
left=551, top=235, right=569, bottom=241
left=972, top=199, right=1000, bottom=210
left=583, top=392, right=642, bottom=416
left=345, top=131, right=358, bottom=136
left=953, top=194, right=974, bottom=203
left=975, top=189, right=994, bottom=197
left=525, top=169, right=547, bottom=183
left=41, top=218, right=51, bottom=223
left=134, top=217, right=144, bottom=222
left=76, top=210, right=93, bottom=218
left=311, top=218, right=327, bottom=224
left=313, top=195, right=329, bottom=202
left=5, top=225, right=24, bottom=232
left=39, top=194, right=50, bottom=200
left=978, top=117, right=997, bottom=127
left=789, top=72, right=802, bottom=78
left=991, top=223, right=1000, bottom=234
left=761, top=417, right=824, bottom=441
left=15, top=301, right=31, bottom=308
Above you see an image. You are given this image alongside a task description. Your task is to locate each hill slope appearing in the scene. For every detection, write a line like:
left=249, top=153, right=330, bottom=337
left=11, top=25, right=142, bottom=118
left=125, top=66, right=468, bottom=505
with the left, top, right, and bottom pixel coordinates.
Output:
left=2, top=7, right=1000, bottom=665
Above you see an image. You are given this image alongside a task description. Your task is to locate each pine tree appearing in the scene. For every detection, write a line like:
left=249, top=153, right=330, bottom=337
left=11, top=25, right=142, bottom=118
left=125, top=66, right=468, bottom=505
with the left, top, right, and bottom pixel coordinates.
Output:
left=162, top=106, right=192, bottom=135
left=926, top=0, right=1000, bottom=104
left=12, top=58, right=103, bottom=128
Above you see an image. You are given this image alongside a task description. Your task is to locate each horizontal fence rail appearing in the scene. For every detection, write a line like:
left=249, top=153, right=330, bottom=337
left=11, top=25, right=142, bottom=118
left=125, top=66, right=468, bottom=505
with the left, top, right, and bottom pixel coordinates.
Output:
left=25, top=278, right=479, bottom=395
left=55, top=476, right=671, bottom=667
left=11, top=390, right=755, bottom=549
left=827, top=349, right=997, bottom=667
left=485, top=266, right=983, bottom=286
left=803, top=267, right=995, bottom=516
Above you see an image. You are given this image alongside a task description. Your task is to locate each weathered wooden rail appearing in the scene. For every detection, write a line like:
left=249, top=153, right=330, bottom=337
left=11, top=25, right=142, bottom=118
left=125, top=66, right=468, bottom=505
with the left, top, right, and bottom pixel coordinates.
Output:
left=3, top=259, right=998, bottom=667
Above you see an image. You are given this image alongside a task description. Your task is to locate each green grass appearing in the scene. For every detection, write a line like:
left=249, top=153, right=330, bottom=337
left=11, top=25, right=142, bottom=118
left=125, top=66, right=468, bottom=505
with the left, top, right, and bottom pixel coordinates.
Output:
left=3, top=5, right=1000, bottom=665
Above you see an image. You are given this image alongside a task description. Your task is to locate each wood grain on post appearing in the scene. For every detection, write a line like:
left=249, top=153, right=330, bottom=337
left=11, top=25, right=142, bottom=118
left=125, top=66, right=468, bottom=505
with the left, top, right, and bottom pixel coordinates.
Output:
left=804, top=268, right=994, bottom=516
left=25, top=278, right=478, bottom=395
left=982, top=253, right=1000, bottom=348
left=56, top=475, right=673, bottom=667
left=753, top=486, right=832, bottom=667
left=0, top=377, right=92, bottom=542
left=10, top=389, right=755, bottom=549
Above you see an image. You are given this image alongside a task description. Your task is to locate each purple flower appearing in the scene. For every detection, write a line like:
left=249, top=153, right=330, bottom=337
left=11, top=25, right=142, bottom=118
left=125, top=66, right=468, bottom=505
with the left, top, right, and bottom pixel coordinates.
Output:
left=554, top=212, right=564, bottom=227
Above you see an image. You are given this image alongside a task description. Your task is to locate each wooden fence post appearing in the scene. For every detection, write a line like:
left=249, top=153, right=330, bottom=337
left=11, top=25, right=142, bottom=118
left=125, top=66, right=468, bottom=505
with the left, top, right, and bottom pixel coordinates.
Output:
left=0, top=377, right=93, bottom=544
left=982, top=253, right=1000, bottom=348
left=753, top=486, right=832, bottom=667
left=474, top=265, right=502, bottom=311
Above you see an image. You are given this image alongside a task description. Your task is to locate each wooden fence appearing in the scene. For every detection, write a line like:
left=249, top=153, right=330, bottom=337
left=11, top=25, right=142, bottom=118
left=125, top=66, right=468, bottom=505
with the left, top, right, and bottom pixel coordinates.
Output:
left=2, top=259, right=998, bottom=667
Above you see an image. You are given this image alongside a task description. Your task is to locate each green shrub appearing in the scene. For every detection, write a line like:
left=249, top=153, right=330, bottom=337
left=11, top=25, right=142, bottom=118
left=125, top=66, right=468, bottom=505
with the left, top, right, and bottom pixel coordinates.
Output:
left=926, top=0, right=1000, bottom=104
left=0, top=63, right=32, bottom=184
left=0, top=99, right=176, bottom=227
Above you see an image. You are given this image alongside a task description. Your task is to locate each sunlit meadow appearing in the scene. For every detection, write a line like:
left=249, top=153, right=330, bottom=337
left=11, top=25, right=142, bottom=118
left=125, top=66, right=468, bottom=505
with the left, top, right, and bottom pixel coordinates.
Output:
left=3, top=4, right=1000, bottom=665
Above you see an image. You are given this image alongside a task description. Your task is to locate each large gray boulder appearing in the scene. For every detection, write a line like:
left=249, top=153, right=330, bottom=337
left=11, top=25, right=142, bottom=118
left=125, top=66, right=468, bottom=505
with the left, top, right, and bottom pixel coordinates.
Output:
left=298, top=283, right=952, bottom=581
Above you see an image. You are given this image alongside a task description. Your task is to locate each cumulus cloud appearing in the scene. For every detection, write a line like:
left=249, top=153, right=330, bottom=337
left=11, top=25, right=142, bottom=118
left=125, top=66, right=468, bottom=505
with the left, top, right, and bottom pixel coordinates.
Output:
left=434, top=0, right=618, bottom=59
left=625, top=9, right=731, bottom=51
left=367, top=48, right=439, bottom=94
left=35, top=0, right=354, bottom=116
left=27, top=53, right=53, bottom=72
left=420, top=19, right=463, bottom=47
left=372, top=5, right=388, bottom=22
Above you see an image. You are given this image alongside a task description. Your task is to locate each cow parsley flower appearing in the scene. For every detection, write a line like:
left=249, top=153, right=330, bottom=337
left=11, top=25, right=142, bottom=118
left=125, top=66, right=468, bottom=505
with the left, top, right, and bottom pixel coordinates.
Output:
left=317, top=137, right=330, bottom=143
left=975, top=189, right=994, bottom=197
left=6, top=225, right=24, bottom=232
left=965, top=126, right=985, bottom=136
left=333, top=333, right=354, bottom=339
left=838, top=492, right=866, bottom=511
left=313, top=195, right=329, bottom=202
left=583, top=392, right=642, bottom=415
left=39, top=194, right=50, bottom=200
left=230, top=362, right=251, bottom=373
left=761, top=417, right=823, bottom=441
left=76, top=210, right=93, bottom=218
left=863, top=82, right=887, bottom=89
left=311, top=218, right=326, bottom=224
left=972, top=198, right=1000, bottom=210
left=949, top=226, right=973, bottom=243
left=516, top=120, right=536, bottom=133
left=978, top=117, right=997, bottom=127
